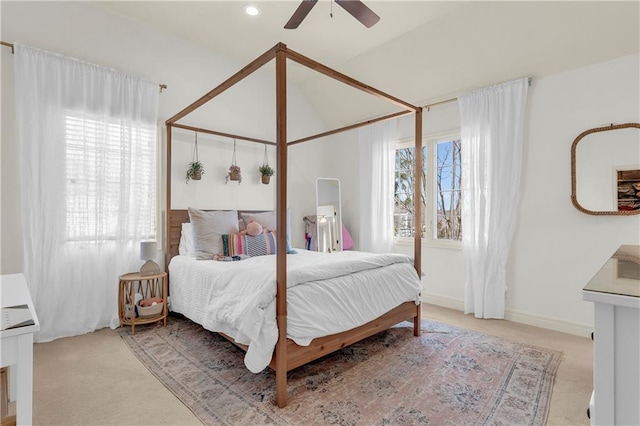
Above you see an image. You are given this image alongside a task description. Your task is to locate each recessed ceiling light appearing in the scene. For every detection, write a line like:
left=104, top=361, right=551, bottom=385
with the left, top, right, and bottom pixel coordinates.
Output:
left=243, top=4, right=261, bottom=16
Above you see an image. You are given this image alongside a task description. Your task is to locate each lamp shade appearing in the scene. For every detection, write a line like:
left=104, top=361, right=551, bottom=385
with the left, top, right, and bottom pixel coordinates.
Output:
left=140, top=241, right=157, bottom=261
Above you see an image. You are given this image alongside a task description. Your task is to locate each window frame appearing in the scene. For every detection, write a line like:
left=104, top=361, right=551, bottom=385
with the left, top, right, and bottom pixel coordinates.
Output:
left=394, top=130, right=462, bottom=249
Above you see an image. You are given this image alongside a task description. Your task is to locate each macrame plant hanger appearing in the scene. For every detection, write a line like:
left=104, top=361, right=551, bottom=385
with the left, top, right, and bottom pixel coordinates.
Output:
left=226, top=138, right=241, bottom=183
left=186, top=132, right=203, bottom=183
left=262, top=143, right=269, bottom=168
left=260, top=143, right=273, bottom=185
left=193, top=132, right=199, bottom=162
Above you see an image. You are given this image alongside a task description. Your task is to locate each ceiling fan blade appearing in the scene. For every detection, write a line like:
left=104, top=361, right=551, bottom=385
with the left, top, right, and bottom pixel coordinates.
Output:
left=334, top=0, right=380, bottom=28
left=284, top=0, right=318, bottom=29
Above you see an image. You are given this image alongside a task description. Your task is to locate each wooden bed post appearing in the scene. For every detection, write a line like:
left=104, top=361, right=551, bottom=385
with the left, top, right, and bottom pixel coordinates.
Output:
left=413, top=109, right=422, bottom=337
left=165, top=123, right=172, bottom=271
left=274, top=43, right=288, bottom=408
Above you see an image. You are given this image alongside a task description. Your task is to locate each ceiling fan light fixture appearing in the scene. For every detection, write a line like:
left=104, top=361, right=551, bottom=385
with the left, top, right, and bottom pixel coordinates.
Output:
left=284, top=0, right=379, bottom=29
left=243, top=4, right=261, bottom=16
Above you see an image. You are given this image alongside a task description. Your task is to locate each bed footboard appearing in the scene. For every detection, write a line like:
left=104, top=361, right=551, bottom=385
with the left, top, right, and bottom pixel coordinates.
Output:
left=271, top=301, right=420, bottom=371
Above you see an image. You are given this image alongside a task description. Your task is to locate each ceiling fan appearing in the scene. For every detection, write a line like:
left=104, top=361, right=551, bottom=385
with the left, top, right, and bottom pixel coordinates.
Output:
left=284, top=0, right=380, bottom=29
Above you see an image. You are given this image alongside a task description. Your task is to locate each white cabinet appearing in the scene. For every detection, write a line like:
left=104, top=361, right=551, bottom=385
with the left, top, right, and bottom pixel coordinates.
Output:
left=583, top=245, right=640, bottom=426
left=0, top=273, right=40, bottom=426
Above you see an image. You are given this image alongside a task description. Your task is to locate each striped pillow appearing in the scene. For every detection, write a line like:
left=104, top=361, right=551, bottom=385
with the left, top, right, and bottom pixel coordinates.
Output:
left=222, top=232, right=277, bottom=257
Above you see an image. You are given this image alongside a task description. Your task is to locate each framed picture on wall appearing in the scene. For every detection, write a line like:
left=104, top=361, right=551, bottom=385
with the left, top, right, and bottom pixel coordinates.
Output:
left=616, top=168, right=640, bottom=211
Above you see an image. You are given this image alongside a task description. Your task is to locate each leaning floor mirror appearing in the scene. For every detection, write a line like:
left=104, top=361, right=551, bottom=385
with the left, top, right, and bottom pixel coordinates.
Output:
left=316, top=178, right=343, bottom=253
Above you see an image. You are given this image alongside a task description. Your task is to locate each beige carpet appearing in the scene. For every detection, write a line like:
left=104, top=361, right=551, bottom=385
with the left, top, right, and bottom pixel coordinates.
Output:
left=121, top=316, right=561, bottom=425
left=29, top=304, right=593, bottom=425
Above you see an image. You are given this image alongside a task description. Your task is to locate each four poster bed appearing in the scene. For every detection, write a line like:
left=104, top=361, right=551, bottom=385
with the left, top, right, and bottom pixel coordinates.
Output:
left=165, top=42, right=424, bottom=407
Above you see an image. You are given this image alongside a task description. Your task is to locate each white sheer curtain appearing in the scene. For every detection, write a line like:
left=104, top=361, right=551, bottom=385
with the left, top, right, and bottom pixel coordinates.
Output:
left=358, top=120, right=397, bottom=253
left=459, top=78, right=529, bottom=319
left=14, top=44, right=159, bottom=341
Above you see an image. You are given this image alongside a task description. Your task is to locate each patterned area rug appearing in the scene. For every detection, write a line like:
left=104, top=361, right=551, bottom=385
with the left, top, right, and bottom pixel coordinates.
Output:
left=121, top=315, right=562, bottom=425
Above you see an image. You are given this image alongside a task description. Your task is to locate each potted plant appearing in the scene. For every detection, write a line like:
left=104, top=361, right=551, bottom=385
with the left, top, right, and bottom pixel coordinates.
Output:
left=259, top=164, right=275, bottom=184
left=186, top=160, right=204, bottom=183
left=227, top=164, right=242, bottom=182
left=225, top=139, right=242, bottom=183
left=186, top=132, right=204, bottom=183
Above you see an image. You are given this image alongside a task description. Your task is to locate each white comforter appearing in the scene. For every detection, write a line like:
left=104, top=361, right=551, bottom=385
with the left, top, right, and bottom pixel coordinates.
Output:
left=169, top=250, right=422, bottom=372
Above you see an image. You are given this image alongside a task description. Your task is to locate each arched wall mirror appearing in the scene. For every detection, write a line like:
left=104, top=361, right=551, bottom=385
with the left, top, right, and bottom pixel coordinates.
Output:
left=571, top=123, right=640, bottom=215
left=316, top=178, right=343, bottom=253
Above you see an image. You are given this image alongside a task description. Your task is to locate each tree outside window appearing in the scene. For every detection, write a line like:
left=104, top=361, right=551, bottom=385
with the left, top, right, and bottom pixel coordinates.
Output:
left=435, top=139, right=462, bottom=240
left=394, top=146, right=426, bottom=238
left=394, top=137, right=461, bottom=241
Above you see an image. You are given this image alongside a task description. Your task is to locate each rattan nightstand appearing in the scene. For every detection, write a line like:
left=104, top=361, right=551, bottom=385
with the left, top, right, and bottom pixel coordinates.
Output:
left=118, top=271, right=168, bottom=334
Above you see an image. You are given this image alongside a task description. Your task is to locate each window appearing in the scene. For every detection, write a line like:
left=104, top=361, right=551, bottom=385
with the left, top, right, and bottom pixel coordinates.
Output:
left=65, top=114, right=156, bottom=242
left=435, top=139, right=462, bottom=240
left=394, top=135, right=462, bottom=242
left=394, top=146, right=426, bottom=238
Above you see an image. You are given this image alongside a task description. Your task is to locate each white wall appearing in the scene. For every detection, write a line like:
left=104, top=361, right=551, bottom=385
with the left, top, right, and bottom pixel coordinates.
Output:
left=0, top=1, right=330, bottom=273
left=511, top=53, right=639, bottom=335
left=390, top=54, right=640, bottom=336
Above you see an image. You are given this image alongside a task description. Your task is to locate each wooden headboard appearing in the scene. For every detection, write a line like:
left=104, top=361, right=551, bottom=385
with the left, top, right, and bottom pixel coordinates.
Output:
left=167, top=209, right=190, bottom=266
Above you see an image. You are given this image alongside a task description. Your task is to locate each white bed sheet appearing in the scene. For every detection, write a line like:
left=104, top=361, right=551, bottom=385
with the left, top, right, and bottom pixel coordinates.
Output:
left=169, top=250, right=422, bottom=373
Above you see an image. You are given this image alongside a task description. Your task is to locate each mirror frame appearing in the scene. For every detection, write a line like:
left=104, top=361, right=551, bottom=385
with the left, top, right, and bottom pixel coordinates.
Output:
left=571, top=122, right=640, bottom=216
left=315, top=177, right=343, bottom=252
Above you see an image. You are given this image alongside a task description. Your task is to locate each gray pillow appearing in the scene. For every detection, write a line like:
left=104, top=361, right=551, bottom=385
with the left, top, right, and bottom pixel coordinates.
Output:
left=188, top=208, right=239, bottom=259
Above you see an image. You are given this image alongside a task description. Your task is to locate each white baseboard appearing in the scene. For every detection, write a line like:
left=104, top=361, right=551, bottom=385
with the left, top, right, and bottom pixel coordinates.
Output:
left=504, top=308, right=593, bottom=337
left=423, top=293, right=465, bottom=311
left=422, top=292, right=593, bottom=337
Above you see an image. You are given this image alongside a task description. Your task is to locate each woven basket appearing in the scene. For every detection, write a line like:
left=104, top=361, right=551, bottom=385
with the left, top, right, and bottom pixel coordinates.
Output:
left=137, top=301, right=163, bottom=318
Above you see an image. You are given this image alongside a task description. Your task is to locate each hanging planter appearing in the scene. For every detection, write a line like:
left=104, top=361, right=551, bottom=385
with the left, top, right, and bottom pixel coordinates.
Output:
left=228, top=165, right=242, bottom=181
left=226, top=139, right=242, bottom=183
left=187, top=162, right=204, bottom=182
left=259, top=144, right=274, bottom=185
left=186, top=132, right=204, bottom=183
left=259, top=164, right=274, bottom=184
left=261, top=174, right=272, bottom=185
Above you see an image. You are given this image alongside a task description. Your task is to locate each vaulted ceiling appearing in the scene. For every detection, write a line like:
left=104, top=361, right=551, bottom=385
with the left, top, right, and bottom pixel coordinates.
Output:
left=94, top=1, right=639, bottom=128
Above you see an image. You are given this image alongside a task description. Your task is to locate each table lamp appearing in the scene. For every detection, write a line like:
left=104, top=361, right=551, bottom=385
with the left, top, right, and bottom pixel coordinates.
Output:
left=140, top=241, right=160, bottom=276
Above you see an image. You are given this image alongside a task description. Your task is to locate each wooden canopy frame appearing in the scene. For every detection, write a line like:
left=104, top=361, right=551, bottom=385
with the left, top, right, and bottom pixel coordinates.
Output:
left=165, top=42, right=423, bottom=407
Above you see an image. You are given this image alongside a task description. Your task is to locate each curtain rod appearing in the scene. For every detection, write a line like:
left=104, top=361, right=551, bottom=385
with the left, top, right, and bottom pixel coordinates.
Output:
left=1, top=40, right=167, bottom=92
left=423, top=77, right=533, bottom=111
left=1, top=41, right=13, bottom=53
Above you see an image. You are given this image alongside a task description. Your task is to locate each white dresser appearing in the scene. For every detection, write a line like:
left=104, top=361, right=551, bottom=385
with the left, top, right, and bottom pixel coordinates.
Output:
left=583, top=245, right=640, bottom=426
left=1, top=273, right=40, bottom=425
